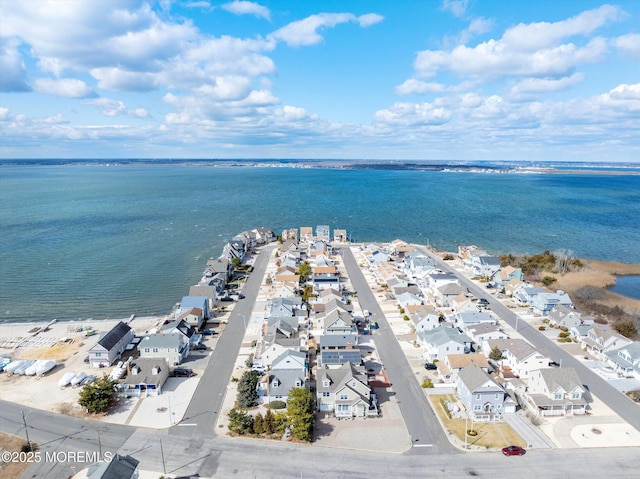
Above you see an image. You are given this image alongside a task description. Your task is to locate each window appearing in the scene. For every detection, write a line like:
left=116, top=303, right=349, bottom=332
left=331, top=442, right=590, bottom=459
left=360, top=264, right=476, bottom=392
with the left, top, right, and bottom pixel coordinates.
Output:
left=94, top=352, right=102, bottom=357
left=554, top=393, right=562, bottom=400
left=495, top=394, right=500, bottom=400
left=143, top=348, right=150, bottom=353
left=337, top=404, right=349, bottom=412
left=339, top=394, right=348, bottom=400
left=476, top=394, right=481, bottom=400
left=473, top=405, right=482, bottom=411
left=152, top=348, right=158, bottom=353
left=322, top=392, right=330, bottom=397
left=572, top=392, right=581, bottom=399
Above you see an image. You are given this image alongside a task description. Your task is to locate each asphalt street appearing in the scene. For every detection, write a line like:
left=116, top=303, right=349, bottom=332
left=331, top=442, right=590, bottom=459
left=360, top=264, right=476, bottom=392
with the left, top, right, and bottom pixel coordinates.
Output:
left=417, top=246, right=640, bottom=433
left=339, top=246, right=456, bottom=454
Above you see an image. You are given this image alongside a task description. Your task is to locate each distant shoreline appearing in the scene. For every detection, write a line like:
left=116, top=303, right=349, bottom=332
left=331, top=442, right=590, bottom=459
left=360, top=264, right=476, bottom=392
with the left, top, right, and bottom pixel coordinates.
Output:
left=1, top=158, right=639, bottom=175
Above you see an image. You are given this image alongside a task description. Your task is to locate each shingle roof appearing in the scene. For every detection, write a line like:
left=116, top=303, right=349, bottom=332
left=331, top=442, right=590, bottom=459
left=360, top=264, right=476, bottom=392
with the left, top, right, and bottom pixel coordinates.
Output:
left=458, top=364, right=503, bottom=392
left=538, top=367, right=583, bottom=393
left=97, top=321, right=132, bottom=351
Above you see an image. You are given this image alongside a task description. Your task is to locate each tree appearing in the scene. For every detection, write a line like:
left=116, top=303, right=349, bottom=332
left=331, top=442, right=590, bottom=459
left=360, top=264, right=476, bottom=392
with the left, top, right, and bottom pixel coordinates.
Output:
left=228, top=408, right=254, bottom=435
left=78, top=375, right=119, bottom=414
left=253, top=412, right=264, bottom=434
left=231, top=257, right=242, bottom=270
left=237, top=371, right=259, bottom=408
left=298, top=261, right=312, bottom=284
left=489, top=346, right=503, bottom=361
left=286, top=387, right=315, bottom=442
left=264, top=409, right=276, bottom=434
left=614, top=320, right=638, bottom=339
left=301, top=285, right=315, bottom=302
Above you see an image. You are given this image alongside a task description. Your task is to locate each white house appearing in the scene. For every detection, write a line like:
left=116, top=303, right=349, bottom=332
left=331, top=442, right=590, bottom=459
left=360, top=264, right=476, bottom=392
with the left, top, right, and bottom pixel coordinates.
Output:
left=604, top=342, right=640, bottom=379
left=525, top=367, right=587, bottom=417
left=485, top=338, right=549, bottom=379
left=418, top=327, right=472, bottom=361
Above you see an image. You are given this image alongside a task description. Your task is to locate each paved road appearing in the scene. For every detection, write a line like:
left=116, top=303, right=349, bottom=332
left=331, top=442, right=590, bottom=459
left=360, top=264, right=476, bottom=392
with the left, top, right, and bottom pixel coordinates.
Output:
left=3, top=398, right=639, bottom=479
left=417, top=246, right=640, bottom=433
left=173, top=245, right=276, bottom=438
left=339, top=246, right=456, bottom=454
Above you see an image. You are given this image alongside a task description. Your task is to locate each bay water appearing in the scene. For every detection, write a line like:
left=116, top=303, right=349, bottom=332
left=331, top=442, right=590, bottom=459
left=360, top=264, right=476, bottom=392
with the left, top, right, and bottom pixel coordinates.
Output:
left=1, top=164, right=639, bottom=323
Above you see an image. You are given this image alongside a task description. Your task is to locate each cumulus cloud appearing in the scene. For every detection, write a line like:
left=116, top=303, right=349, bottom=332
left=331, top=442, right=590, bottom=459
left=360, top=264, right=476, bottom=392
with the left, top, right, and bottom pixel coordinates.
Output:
left=33, top=78, right=96, bottom=98
left=441, top=0, right=470, bottom=18
left=269, top=12, right=383, bottom=47
left=507, top=73, right=585, bottom=100
left=374, top=102, right=451, bottom=126
left=221, top=1, right=270, bottom=21
left=0, top=39, right=31, bottom=92
left=612, top=33, right=640, bottom=58
left=413, top=5, right=623, bottom=81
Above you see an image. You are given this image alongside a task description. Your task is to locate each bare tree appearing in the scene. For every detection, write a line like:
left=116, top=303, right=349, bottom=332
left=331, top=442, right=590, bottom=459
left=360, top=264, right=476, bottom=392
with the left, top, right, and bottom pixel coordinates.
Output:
left=555, top=248, right=575, bottom=274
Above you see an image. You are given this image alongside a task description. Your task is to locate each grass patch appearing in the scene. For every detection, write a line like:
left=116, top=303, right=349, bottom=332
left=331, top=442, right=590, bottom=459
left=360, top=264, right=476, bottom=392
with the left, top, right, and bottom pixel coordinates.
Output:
left=429, top=395, right=527, bottom=449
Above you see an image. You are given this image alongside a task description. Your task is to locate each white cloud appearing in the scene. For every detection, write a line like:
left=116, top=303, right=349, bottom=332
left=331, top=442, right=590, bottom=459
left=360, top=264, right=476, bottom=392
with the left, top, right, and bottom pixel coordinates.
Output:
left=85, top=98, right=149, bottom=117
left=507, top=73, right=585, bottom=100
left=269, top=12, right=382, bottom=47
left=0, top=106, right=9, bottom=120
left=374, top=102, right=451, bottom=126
left=33, top=78, right=96, bottom=98
left=0, top=39, right=30, bottom=91
left=221, top=1, right=270, bottom=21
left=612, top=33, right=640, bottom=59
left=396, top=79, right=447, bottom=95
left=441, top=0, right=469, bottom=18
left=90, top=67, right=159, bottom=91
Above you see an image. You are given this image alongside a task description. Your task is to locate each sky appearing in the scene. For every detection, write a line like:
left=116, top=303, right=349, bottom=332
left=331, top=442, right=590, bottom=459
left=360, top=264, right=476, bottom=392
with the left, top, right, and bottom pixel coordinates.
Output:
left=0, top=0, right=639, bottom=162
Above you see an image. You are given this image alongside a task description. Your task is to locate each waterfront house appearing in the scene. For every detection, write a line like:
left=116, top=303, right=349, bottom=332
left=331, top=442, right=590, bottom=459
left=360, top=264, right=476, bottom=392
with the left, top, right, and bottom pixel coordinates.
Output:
left=333, top=229, right=348, bottom=242
left=316, top=362, right=377, bottom=418
left=525, top=367, right=587, bottom=417
left=513, top=287, right=545, bottom=306
left=176, top=307, right=204, bottom=331
left=531, top=291, right=573, bottom=316
left=299, top=227, right=313, bottom=242
left=205, top=257, right=233, bottom=281
left=492, top=266, right=524, bottom=287
left=389, top=239, right=415, bottom=257
left=581, top=326, right=632, bottom=359
left=179, top=296, right=210, bottom=320
left=404, top=252, right=436, bottom=280
left=316, top=225, right=330, bottom=241
left=160, top=319, right=200, bottom=348
left=456, top=364, right=506, bottom=421
left=253, top=227, right=276, bottom=244
left=418, top=326, right=472, bottom=361
left=604, top=342, right=640, bottom=379
left=467, top=253, right=502, bottom=278
left=88, top=321, right=135, bottom=368
left=122, top=358, right=169, bottom=397
left=139, top=333, right=189, bottom=366
left=189, top=281, right=220, bottom=303
left=485, top=338, right=549, bottom=379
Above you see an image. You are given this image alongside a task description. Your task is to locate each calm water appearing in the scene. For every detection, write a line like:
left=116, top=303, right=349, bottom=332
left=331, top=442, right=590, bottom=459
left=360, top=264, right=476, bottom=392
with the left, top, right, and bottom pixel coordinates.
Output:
left=1, top=165, right=639, bottom=323
left=609, top=276, right=640, bottom=300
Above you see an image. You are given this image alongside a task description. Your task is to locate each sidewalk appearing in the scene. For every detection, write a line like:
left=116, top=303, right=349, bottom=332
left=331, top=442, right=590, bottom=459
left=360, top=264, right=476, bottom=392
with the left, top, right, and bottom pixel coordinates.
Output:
left=503, top=411, right=554, bottom=448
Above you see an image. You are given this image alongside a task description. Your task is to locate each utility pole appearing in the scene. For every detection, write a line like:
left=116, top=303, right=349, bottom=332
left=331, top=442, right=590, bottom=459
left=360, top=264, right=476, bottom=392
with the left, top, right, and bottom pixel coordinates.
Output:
left=21, top=410, right=32, bottom=452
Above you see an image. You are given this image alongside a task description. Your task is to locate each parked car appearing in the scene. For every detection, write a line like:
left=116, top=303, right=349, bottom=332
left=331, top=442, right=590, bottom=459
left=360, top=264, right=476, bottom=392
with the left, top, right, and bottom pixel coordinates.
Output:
left=370, top=321, right=379, bottom=330
left=202, top=329, right=216, bottom=336
left=502, top=446, right=526, bottom=456
left=220, top=296, right=234, bottom=302
left=237, top=294, right=245, bottom=299
left=83, top=355, right=90, bottom=363
left=171, top=368, right=195, bottom=377
left=478, top=298, right=490, bottom=307
left=193, top=344, right=207, bottom=351
left=424, top=363, right=437, bottom=370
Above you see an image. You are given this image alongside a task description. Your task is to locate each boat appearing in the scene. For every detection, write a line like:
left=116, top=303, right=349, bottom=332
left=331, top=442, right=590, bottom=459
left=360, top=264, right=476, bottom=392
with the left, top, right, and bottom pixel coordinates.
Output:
left=108, top=367, right=125, bottom=381
left=81, top=375, right=97, bottom=386
left=58, top=371, right=76, bottom=388
left=70, top=372, right=87, bottom=386
left=14, top=360, right=35, bottom=375
left=4, top=360, right=24, bottom=375
left=0, top=356, right=13, bottom=371
left=36, top=360, right=57, bottom=376
left=24, top=360, right=45, bottom=376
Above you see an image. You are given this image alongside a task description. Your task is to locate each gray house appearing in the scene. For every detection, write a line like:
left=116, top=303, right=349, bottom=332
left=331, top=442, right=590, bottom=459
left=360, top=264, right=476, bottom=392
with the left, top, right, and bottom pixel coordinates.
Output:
left=457, top=364, right=506, bottom=421
left=88, top=321, right=135, bottom=368
left=138, top=333, right=189, bottom=366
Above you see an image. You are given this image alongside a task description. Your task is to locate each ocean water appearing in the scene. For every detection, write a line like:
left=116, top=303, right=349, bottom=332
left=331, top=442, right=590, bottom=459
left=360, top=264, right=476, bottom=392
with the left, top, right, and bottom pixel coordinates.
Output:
left=1, top=164, right=639, bottom=323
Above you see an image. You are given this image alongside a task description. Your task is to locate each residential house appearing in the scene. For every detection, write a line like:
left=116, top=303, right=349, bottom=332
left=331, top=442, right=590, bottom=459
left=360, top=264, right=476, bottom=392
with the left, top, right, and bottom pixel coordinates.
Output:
left=178, top=296, right=210, bottom=320
left=485, top=338, right=549, bottom=379
left=333, top=229, right=348, bottom=242
left=266, top=297, right=297, bottom=319
left=316, top=225, right=330, bottom=241
left=531, top=291, right=573, bottom=316
left=88, top=321, right=135, bottom=368
left=316, top=362, right=377, bottom=418
left=569, top=324, right=592, bottom=341
left=548, top=305, right=592, bottom=329
left=318, top=334, right=358, bottom=351
left=389, top=239, right=415, bottom=257
left=467, top=253, right=502, bottom=278
left=581, top=326, right=632, bottom=359
left=466, top=323, right=509, bottom=350
left=275, top=266, right=299, bottom=283
left=257, top=350, right=307, bottom=404
left=318, top=349, right=362, bottom=368
left=513, top=287, right=545, bottom=306
left=434, top=283, right=467, bottom=307
left=404, top=252, right=435, bottom=280
left=492, top=266, right=524, bottom=287
left=204, top=257, right=233, bottom=281
left=450, top=295, right=480, bottom=314
left=505, top=279, right=526, bottom=297
left=321, top=309, right=357, bottom=335
left=176, top=307, right=204, bottom=331
left=455, top=311, right=498, bottom=330
left=425, top=272, right=459, bottom=296
left=396, top=291, right=423, bottom=309
left=437, top=353, right=490, bottom=383
left=122, top=358, right=169, bottom=397
left=456, top=364, right=506, bottom=421
left=418, top=326, right=472, bottom=361
left=189, top=281, right=219, bottom=304
left=87, top=454, right=139, bottom=479
left=253, top=332, right=302, bottom=369
left=281, top=228, right=298, bottom=241
left=253, top=227, right=276, bottom=244
left=525, top=367, right=587, bottom=417
left=160, top=319, right=200, bottom=348
left=299, top=227, right=313, bottom=242
left=138, top=333, right=189, bottom=366
left=409, top=305, right=440, bottom=333
left=604, top=342, right=640, bottom=379
left=367, top=250, right=389, bottom=266
left=312, top=265, right=340, bottom=291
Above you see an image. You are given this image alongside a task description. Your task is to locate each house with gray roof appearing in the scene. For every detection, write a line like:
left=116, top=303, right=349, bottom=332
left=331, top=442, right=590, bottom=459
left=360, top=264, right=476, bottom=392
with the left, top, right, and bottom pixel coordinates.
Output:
left=316, top=362, right=377, bottom=418
left=434, top=282, right=467, bottom=307
left=179, top=296, right=210, bottom=319
left=525, top=367, right=587, bottom=417
left=531, top=291, right=573, bottom=316
left=455, top=311, right=498, bottom=329
left=122, top=358, right=169, bottom=397
left=581, top=326, right=632, bottom=359
left=88, top=321, right=135, bottom=368
left=467, top=254, right=502, bottom=277
left=404, top=252, right=435, bottom=280
left=138, top=333, right=189, bottom=366
left=484, top=338, right=549, bottom=379
left=513, top=287, right=545, bottom=306
left=456, top=364, right=506, bottom=421
left=548, top=305, right=591, bottom=328
left=321, top=309, right=357, bottom=335
left=318, top=334, right=358, bottom=350
left=257, top=370, right=307, bottom=404
left=604, top=342, right=640, bottom=379
left=466, top=323, right=509, bottom=349
left=319, top=349, right=362, bottom=368
left=418, top=326, right=472, bottom=361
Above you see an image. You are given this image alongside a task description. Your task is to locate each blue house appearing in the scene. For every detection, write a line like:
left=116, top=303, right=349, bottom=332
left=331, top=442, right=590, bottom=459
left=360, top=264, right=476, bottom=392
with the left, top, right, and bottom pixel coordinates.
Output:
left=179, top=296, right=210, bottom=319
left=457, top=364, right=506, bottom=421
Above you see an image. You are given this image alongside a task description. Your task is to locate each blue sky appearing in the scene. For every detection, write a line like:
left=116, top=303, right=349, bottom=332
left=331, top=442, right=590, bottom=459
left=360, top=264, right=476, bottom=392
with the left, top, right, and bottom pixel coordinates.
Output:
left=1, top=0, right=639, bottom=161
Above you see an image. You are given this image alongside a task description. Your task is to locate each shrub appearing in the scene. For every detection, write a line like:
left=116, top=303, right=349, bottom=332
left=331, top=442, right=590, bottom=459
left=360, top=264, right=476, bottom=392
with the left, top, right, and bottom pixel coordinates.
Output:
left=421, top=379, right=434, bottom=388
left=268, top=400, right=286, bottom=410
left=558, top=331, right=570, bottom=338
left=559, top=325, right=569, bottom=332
left=403, top=315, right=410, bottom=321
left=542, top=276, right=557, bottom=286
left=399, top=307, right=405, bottom=314
left=614, top=320, right=638, bottom=339
left=228, top=408, right=254, bottom=435
left=538, top=326, right=546, bottom=331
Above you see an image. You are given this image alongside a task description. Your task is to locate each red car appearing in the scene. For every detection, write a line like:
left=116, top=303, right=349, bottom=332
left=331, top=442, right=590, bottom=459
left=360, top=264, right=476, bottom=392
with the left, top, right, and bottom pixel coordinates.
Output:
left=502, top=446, right=526, bottom=456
